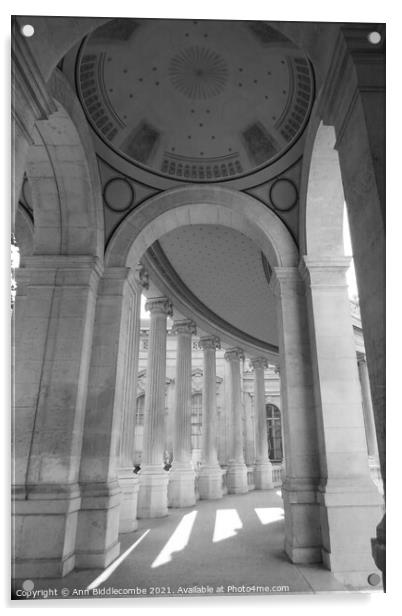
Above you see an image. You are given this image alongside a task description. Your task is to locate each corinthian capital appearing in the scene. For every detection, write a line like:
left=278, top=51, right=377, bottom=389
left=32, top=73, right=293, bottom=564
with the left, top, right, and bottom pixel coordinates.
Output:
left=172, top=319, right=197, bottom=336
left=199, top=335, right=221, bottom=351
left=145, top=297, right=173, bottom=316
left=250, top=357, right=268, bottom=371
left=134, top=264, right=149, bottom=290
left=224, top=347, right=244, bottom=362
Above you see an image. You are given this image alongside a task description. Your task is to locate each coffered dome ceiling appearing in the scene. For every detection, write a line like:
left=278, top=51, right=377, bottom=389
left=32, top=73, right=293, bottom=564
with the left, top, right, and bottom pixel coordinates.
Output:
left=72, top=18, right=314, bottom=184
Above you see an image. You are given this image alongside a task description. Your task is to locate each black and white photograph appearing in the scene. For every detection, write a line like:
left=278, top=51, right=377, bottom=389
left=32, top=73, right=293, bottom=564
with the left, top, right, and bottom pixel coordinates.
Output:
left=9, top=5, right=388, bottom=606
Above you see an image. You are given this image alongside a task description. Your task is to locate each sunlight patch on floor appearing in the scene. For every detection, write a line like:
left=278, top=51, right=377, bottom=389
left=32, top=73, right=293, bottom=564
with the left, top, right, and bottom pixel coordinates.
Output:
left=86, top=529, right=150, bottom=590
left=212, top=509, right=243, bottom=543
left=254, top=507, right=284, bottom=525
left=151, top=510, right=198, bottom=568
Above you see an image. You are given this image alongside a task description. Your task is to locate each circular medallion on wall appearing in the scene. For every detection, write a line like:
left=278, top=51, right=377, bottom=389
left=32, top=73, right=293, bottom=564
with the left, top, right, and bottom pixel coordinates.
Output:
left=103, top=177, right=135, bottom=212
left=269, top=178, right=298, bottom=211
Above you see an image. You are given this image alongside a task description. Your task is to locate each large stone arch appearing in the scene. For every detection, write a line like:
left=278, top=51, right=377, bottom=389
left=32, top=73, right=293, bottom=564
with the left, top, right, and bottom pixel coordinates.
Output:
left=106, top=185, right=299, bottom=270
left=24, top=70, right=104, bottom=258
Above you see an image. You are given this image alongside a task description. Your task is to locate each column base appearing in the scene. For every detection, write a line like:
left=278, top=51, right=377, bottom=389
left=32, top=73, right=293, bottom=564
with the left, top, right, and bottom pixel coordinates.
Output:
left=12, top=484, right=81, bottom=579
left=118, top=468, right=139, bottom=533
left=255, top=461, right=274, bottom=490
left=168, top=463, right=196, bottom=508
left=75, top=480, right=121, bottom=569
left=137, top=465, right=169, bottom=518
left=227, top=461, right=248, bottom=494
left=318, top=479, right=384, bottom=588
left=221, top=467, right=228, bottom=495
left=198, top=465, right=223, bottom=500
left=282, top=478, right=322, bottom=564
left=246, top=465, right=255, bottom=491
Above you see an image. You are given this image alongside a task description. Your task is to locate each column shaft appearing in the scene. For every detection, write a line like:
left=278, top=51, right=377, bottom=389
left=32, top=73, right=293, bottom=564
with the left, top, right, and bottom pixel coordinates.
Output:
left=251, top=358, right=274, bottom=489
left=225, top=348, right=248, bottom=494
left=117, top=270, right=145, bottom=533
left=168, top=319, right=196, bottom=507
left=12, top=256, right=101, bottom=578
left=270, top=267, right=322, bottom=564
left=76, top=267, right=137, bottom=568
left=301, top=256, right=383, bottom=586
left=137, top=297, right=172, bottom=518
left=198, top=336, right=222, bottom=500
left=319, top=26, right=385, bottom=581
left=243, top=394, right=256, bottom=466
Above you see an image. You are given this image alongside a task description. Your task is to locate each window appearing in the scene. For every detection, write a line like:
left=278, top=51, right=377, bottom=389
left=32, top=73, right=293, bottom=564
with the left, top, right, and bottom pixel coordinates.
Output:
left=136, top=394, right=145, bottom=426
left=191, top=393, right=202, bottom=450
left=266, top=403, right=283, bottom=462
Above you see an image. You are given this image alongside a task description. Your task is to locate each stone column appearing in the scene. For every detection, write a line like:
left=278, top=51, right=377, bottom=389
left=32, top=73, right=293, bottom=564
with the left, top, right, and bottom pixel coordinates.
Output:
left=250, top=358, right=274, bottom=490
left=225, top=348, right=248, bottom=494
left=243, top=393, right=256, bottom=467
left=168, top=319, right=197, bottom=507
left=319, top=25, right=385, bottom=580
left=76, top=267, right=139, bottom=568
left=198, top=336, right=223, bottom=500
left=301, top=256, right=383, bottom=586
left=117, top=267, right=148, bottom=533
left=137, top=297, right=172, bottom=518
left=12, top=255, right=101, bottom=578
left=270, top=267, right=322, bottom=564
left=358, top=355, right=379, bottom=461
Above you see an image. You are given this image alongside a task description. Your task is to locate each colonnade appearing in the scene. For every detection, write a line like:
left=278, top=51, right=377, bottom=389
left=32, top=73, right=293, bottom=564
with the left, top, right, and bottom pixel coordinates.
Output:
left=135, top=298, right=276, bottom=515
left=12, top=260, right=383, bottom=586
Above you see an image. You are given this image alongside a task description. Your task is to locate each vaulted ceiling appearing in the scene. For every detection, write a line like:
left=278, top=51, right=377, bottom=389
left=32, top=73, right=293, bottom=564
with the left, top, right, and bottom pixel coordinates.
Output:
left=59, top=18, right=316, bottom=354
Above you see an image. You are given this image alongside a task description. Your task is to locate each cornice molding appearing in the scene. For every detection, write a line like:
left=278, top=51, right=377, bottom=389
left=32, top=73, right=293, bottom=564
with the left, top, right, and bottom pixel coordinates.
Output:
left=299, top=255, right=351, bottom=288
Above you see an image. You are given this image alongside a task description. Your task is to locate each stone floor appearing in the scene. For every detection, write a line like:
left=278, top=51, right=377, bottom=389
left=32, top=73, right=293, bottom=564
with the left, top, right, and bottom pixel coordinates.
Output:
left=13, top=489, right=355, bottom=602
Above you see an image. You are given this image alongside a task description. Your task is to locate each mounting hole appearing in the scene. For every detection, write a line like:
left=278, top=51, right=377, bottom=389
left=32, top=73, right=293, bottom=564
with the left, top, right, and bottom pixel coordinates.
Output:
left=368, top=573, right=381, bottom=586
left=21, top=24, right=35, bottom=37
left=368, top=31, right=381, bottom=45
